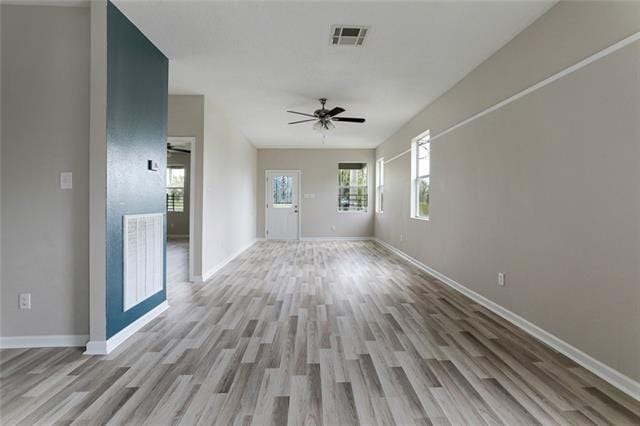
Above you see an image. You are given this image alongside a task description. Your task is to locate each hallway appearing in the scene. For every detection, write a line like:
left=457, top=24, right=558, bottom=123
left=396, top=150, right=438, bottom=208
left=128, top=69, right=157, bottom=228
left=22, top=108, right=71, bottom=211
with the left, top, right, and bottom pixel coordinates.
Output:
left=1, top=241, right=638, bottom=424
left=167, top=237, right=189, bottom=286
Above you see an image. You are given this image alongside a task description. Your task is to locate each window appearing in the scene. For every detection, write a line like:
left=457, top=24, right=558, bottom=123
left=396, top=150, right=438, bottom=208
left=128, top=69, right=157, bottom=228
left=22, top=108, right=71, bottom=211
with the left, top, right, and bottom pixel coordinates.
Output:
left=411, top=130, right=430, bottom=219
left=338, top=162, right=368, bottom=212
left=376, top=158, right=384, bottom=213
left=272, top=175, right=293, bottom=207
left=166, top=167, right=185, bottom=212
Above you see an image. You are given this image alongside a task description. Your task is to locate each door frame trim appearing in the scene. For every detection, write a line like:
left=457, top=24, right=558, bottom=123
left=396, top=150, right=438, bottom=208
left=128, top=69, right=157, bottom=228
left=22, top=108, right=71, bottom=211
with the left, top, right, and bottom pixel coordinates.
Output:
left=167, top=136, right=196, bottom=282
left=265, top=169, right=302, bottom=240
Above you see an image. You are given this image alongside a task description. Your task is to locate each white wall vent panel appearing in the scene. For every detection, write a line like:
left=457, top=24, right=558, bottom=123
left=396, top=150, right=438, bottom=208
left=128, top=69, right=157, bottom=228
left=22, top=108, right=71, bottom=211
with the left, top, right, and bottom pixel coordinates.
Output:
left=123, top=213, right=164, bottom=311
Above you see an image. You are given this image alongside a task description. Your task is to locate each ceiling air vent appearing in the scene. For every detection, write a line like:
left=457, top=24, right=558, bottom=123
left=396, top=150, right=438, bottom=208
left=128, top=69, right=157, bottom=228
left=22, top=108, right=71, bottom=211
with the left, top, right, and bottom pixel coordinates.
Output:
left=330, top=25, right=368, bottom=46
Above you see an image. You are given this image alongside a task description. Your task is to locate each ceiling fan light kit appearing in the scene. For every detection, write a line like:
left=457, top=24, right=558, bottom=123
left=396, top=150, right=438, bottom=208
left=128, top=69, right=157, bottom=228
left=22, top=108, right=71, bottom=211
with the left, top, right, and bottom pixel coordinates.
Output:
left=287, top=98, right=365, bottom=132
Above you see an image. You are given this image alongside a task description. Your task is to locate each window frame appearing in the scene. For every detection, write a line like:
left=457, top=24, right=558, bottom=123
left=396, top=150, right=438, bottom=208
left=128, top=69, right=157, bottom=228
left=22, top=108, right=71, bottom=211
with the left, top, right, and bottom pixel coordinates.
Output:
left=375, top=158, right=384, bottom=214
left=411, top=130, right=431, bottom=221
left=337, top=162, right=369, bottom=213
left=166, top=166, right=186, bottom=213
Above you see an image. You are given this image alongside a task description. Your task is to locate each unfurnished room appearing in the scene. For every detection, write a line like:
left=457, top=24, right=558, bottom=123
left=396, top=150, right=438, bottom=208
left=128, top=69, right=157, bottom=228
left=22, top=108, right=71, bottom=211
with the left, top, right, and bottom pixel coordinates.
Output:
left=1, top=1, right=639, bottom=424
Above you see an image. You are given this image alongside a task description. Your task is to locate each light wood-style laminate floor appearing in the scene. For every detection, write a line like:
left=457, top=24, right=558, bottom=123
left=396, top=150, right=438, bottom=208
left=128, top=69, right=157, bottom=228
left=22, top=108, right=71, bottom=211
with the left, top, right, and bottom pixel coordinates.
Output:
left=168, top=237, right=190, bottom=285
left=1, top=241, right=639, bottom=425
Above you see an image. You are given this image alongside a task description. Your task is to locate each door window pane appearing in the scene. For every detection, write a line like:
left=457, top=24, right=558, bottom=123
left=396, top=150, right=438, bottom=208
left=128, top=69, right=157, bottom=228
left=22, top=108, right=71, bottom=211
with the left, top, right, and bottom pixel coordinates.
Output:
left=273, top=176, right=293, bottom=207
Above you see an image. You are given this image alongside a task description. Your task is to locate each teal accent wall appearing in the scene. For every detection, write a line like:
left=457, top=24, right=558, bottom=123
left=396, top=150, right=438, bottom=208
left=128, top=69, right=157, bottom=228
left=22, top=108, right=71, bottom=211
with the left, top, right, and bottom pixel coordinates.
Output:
left=106, top=1, right=168, bottom=338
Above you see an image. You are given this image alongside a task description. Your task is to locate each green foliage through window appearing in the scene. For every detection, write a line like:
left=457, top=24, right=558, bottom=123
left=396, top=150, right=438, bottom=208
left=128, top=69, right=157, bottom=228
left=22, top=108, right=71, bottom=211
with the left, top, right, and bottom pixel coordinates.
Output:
left=338, top=163, right=368, bottom=212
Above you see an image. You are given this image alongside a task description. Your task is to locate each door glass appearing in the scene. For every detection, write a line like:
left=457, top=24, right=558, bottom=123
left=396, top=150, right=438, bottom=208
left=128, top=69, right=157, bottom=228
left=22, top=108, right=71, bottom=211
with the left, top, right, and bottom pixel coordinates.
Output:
left=273, top=176, right=293, bottom=207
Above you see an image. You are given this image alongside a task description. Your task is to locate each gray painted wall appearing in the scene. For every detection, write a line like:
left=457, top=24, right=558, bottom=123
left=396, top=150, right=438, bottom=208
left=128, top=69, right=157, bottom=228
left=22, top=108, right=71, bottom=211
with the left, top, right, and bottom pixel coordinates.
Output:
left=1, top=5, right=90, bottom=337
left=201, top=100, right=257, bottom=276
left=168, top=95, right=204, bottom=275
left=257, top=149, right=375, bottom=239
left=168, top=95, right=257, bottom=279
left=375, top=1, right=640, bottom=381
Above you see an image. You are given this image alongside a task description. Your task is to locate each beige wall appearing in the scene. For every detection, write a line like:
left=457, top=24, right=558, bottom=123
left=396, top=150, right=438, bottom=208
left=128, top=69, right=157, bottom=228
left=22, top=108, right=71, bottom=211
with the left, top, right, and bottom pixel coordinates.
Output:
left=257, top=149, right=375, bottom=239
left=202, top=99, right=257, bottom=276
left=169, top=95, right=257, bottom=279
left=168, top=95, right=204, bottom=275
left=375, top=1, right=640, bottom=381
left=1, top=5, right=90, bottom=337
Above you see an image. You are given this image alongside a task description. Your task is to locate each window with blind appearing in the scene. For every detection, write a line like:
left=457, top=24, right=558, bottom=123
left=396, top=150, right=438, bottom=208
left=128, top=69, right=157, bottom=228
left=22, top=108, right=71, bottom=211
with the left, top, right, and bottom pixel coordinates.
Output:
left=166, top=167, right=185, bottom=212
left=338, top=162, right=368, bottom=212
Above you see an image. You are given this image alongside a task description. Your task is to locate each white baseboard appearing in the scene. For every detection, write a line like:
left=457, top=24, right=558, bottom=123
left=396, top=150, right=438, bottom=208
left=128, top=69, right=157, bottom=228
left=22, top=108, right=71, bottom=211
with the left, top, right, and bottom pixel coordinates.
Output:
left=299, top=236, right=374, bottom=241
left=84, top=301, right=169, bottom=355
left=0, top=334, right=89, bottom=349
left=194, top=238, right=259, bottom=283
left=373, top=238, right=640, bottom=402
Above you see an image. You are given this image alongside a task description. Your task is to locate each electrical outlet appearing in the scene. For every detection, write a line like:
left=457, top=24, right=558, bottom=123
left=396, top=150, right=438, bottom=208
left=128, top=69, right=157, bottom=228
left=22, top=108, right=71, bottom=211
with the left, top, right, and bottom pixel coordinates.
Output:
left=331, top=225, right=336, bottom=231
left=19, top=293, right=31, bottom=309
left=60, top=172, right=73, bottom=189
left=399, top=234, right=403, bottom=242
left=498, top=273, right=505, bottom=286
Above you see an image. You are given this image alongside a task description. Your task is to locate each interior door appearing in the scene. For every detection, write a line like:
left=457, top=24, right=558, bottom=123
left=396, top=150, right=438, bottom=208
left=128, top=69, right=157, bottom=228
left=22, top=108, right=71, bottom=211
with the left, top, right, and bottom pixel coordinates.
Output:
left=266, top=171, right=299, bottom=240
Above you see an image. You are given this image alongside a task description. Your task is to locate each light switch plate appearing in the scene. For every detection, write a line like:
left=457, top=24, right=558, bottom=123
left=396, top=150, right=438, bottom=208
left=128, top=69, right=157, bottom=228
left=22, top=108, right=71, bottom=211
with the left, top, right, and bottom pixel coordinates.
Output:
left=60, top=172, right=73, bottom=189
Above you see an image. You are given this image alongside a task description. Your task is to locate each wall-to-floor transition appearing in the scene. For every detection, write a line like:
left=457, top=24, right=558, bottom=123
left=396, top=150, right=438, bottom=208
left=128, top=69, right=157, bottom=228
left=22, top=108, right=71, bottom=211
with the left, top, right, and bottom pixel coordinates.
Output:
left=257, top=149, right=375, bottom=239
left=375, top=0, right=640, bottom=391
left=1, top=5, right=90, bottom=342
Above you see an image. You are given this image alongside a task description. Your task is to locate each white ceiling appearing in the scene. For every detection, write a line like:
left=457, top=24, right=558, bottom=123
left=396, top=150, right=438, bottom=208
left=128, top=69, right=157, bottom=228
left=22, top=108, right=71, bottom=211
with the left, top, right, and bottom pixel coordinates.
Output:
left=114, top=1, right=553, bottom=149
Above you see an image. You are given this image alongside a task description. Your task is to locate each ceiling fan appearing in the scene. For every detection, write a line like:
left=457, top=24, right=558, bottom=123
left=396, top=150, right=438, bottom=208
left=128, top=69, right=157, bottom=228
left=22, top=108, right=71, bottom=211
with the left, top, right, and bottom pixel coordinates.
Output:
left=167, top=143, right=190, bottom=154
left=287, top=98, right=365, bottom=131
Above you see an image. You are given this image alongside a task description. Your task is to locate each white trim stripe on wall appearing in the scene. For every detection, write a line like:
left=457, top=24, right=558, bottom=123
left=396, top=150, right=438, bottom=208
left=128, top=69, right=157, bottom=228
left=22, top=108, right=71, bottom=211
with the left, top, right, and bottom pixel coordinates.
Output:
left=384, top=31, right=640, bottom=164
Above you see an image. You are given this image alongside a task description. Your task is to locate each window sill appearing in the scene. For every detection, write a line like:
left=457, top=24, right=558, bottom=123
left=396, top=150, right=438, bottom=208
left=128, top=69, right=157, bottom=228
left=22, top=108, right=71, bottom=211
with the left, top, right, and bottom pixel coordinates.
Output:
left=337, top=210, right=368, bottom=214
left=410, top=216, right=430, bottom=222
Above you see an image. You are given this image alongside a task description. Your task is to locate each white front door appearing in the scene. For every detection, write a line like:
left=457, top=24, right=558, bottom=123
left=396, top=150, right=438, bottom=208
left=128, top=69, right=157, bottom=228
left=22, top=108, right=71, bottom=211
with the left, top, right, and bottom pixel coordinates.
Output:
left=266, top=171, right=299, bottom=240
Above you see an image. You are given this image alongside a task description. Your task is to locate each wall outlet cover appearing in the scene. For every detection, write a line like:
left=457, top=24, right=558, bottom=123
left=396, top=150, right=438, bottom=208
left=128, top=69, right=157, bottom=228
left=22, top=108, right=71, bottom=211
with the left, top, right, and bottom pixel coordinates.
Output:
left=498, top=272, right=505, bottom=286
left=19, top=293, right=31, bottom=309
left=60, top=172, right=73, bottom=189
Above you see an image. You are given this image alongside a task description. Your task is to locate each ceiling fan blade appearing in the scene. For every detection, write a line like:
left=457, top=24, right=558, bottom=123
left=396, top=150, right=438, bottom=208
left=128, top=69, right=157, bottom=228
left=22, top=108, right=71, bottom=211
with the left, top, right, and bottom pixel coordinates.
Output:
left=288, top=118, right=316, bottom=125
left=167, top=145, right=191, bottom=153
left=332, top=117, right=365, bottom=123
left=327, top=107, right=345, bottom=117
left=286, top=110, right=316, bottom=118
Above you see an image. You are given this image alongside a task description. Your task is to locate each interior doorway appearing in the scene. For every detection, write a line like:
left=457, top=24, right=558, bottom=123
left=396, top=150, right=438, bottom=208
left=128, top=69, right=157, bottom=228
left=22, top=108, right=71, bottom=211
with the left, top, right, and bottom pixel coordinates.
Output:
left=265, top=170, right=301, bottom=240
left=166, top=137, right=196, bottom=285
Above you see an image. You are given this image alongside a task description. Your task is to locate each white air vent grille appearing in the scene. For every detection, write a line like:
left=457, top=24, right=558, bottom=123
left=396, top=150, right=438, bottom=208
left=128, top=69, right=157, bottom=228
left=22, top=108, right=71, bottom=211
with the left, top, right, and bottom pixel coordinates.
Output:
left=330, top=25, right=368, bottom=46
left=123, top=213, right=164, bottom=311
